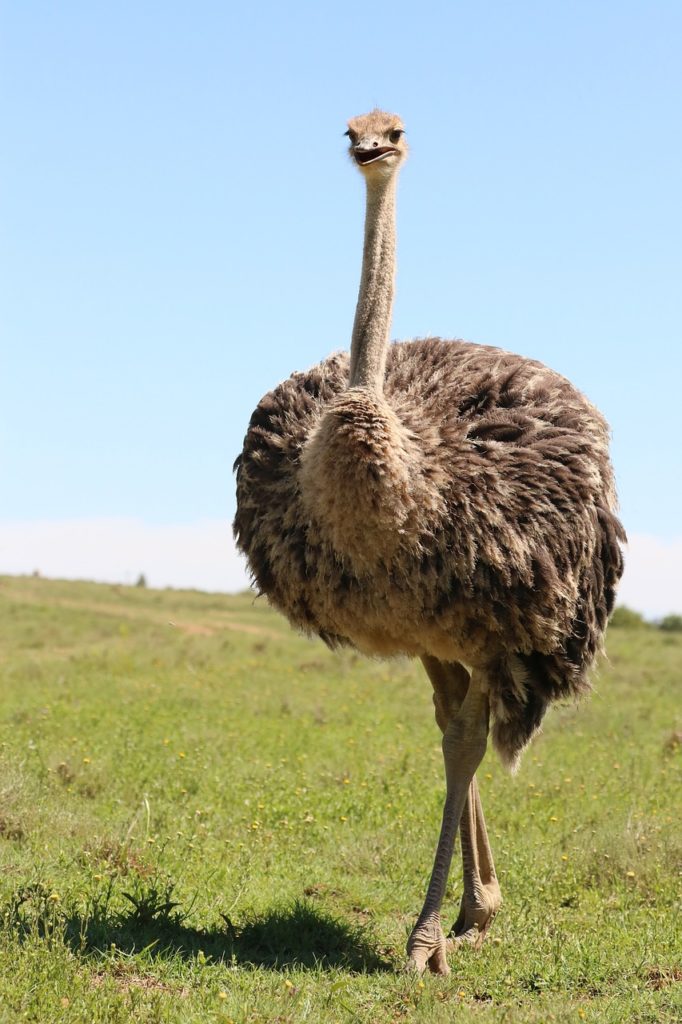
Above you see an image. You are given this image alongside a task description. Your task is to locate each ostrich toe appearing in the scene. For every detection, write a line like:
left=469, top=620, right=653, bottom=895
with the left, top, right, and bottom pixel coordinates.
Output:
left=406, top=916, right=450, bottom=975
left=448, top=879, right=502, bottom=949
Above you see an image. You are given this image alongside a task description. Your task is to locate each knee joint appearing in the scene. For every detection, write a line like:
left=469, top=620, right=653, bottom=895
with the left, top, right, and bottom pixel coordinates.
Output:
left=442, top=717, right=488, bottom=762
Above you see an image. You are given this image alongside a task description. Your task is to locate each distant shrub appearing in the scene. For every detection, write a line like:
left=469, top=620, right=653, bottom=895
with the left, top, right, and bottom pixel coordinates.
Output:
left=135, top=573, right=147, bottom=588
left=658, top=614, right=682, bottom=633
left=609, top=606, right=648, bottom=629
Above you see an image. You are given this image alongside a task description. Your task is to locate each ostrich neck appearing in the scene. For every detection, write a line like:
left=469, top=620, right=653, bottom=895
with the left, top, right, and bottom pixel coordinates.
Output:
left=299, top=171, right=439, bottom=569
left=349, top=175, right=397, bottom=391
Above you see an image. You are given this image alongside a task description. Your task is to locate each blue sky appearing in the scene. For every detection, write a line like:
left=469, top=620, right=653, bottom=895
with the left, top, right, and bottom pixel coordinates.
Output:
left=1, top=1, right=681, bottom=612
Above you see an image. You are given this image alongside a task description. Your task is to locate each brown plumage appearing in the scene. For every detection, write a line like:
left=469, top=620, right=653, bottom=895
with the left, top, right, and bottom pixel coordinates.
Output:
left=235, top=339, right=624, bottom=758
left=233, top=110, right=625, bottom=974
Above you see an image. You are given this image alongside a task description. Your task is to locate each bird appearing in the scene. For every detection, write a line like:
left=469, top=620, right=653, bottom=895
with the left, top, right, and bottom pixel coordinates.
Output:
left=233, top=109, right=625, bottom=975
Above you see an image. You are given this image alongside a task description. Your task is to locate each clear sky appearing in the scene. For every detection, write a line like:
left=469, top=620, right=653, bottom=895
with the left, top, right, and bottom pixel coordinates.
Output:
left=2, top=1, right=681, bottom=614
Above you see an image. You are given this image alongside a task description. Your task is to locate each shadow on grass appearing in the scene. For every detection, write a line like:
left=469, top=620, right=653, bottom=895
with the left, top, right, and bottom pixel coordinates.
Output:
left=62, top=898, right=390, bottom=973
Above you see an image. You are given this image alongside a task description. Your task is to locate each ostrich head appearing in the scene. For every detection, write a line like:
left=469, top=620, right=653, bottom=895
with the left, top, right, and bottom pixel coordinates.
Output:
left=346, top=109, right=408, bottom=178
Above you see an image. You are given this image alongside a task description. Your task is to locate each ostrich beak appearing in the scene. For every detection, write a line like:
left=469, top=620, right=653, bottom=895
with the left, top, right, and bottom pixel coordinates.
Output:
left=353, top=146, right=398, bottom=166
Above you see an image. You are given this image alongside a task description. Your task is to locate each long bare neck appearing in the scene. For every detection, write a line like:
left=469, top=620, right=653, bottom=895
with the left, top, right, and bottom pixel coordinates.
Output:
left=349, top=175, right=397, bottom=391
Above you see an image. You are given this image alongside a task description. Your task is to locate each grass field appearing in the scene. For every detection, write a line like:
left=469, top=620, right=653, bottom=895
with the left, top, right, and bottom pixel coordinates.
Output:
left=0, top=575, right=680, bottom=1023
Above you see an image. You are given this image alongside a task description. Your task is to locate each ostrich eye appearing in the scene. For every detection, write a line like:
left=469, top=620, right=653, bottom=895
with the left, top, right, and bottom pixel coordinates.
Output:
left=389, top=129, right=403, bottom=144
left=345, top=129, right=357, bottom=143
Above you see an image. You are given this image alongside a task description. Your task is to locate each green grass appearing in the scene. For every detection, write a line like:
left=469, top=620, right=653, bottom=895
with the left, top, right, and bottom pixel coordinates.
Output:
left=0, top=574, right=680, bottom=1023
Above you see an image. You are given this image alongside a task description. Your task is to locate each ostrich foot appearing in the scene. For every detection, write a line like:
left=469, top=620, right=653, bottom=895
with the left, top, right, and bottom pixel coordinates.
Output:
left=448, top=881, right=502, bottom=949
left=406, top=916, right=450, bottom=975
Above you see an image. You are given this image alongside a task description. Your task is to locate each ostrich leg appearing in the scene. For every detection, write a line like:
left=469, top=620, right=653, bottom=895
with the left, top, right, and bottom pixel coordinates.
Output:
left=420, top=658, right=501, bottom=955
left=449, top=776, right=501, bottom=947
left=407, top=668, right=489, bottom=975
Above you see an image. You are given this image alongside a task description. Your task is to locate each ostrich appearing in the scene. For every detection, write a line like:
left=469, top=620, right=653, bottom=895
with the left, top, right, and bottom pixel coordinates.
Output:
left=233, top=109, right=625, bottom=975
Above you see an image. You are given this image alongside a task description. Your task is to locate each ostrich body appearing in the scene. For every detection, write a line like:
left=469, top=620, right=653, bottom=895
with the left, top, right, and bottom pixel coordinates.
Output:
left=234, top=110, right=625, bottom=974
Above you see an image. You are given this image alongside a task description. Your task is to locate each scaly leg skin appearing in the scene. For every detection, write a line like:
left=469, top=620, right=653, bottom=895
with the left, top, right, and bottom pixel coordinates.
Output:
left=421, top=657, right=502, bottom=952
left=448, top=776, right=501, bottom=949
left=406, top=670, right=489, bottom=975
